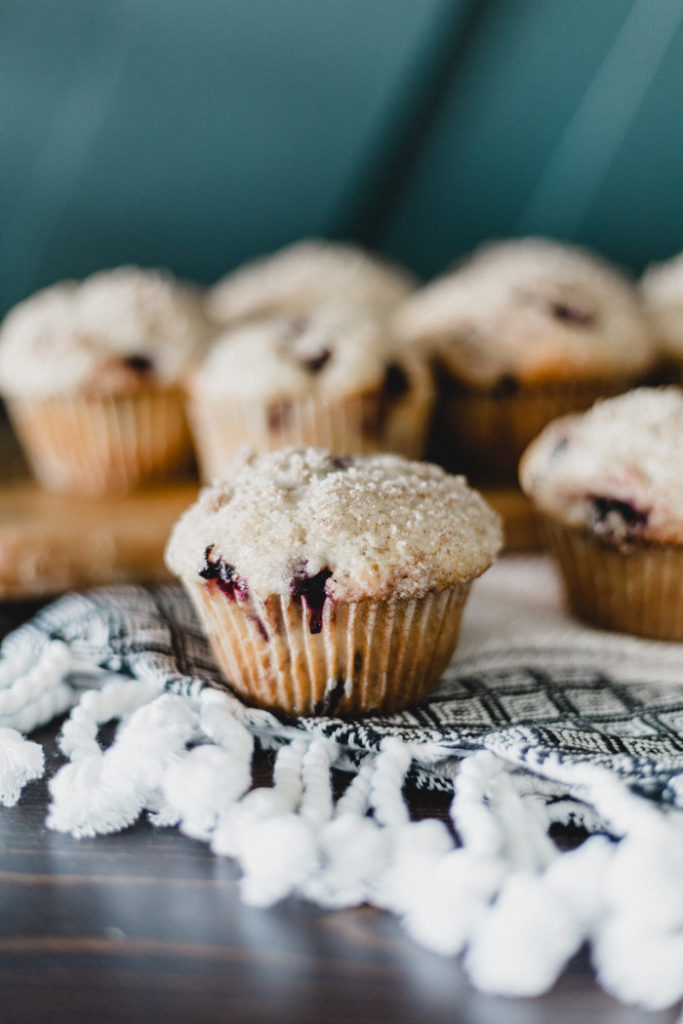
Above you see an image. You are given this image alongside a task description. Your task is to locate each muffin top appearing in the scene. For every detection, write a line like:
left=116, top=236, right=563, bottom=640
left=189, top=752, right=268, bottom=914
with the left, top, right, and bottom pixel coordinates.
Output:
left=0, top=266, right=208, bottom=398
left=165, top=447, right=502, bottom=602
left=519, top=387, right=683, bottom=545
left=640, top=251, right=683, bottom=360
left=190, top=306, right=427, bottom=402
left=394, top=238, right=655, bottom=388
left=206, top=239, right=417, bottom=326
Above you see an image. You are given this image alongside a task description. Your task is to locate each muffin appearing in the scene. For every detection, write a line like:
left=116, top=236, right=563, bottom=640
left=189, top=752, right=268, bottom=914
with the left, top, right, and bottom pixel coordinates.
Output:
left=640, top=252, right=683, bottom=381
left=186, top=305, right=434, bottom=480
left=519, top=387, right=683, bottom=640
left=206, top=239, right=417, bottom=327
left=0, top=267, right=208, bottom=495
left=395, top=238, right=656, bottom=483
left=165, top=447, right=502, bottom=716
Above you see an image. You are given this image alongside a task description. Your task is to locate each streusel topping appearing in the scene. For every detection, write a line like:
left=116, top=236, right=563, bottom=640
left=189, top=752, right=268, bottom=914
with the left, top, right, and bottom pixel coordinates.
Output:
left=191, top=307, right=417, bottom=401
left=165, top=447, right=502, bottom=601
left=206, top=240, right=416, bottom=326
left=0, top=267, right=207, bottom=398
left=395, top=238, right=655, bottom=387
left=640, top=251, right=683, bottom=360
left=519, top=387, right=683, bottom=544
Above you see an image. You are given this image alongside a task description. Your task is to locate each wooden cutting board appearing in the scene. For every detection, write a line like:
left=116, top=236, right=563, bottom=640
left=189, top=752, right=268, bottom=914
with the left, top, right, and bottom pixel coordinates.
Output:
left=0, top=481, right=201, bottom=599
left=0, top=479, right=539, bottom=600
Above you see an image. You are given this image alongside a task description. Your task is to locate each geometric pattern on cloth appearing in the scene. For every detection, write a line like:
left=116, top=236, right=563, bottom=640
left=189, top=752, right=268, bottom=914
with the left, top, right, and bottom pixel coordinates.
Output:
left=7, top=555, right=683, bottom=804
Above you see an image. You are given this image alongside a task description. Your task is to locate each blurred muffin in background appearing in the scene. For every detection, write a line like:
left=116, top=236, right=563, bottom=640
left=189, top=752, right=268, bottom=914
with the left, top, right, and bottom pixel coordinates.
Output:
left=0, top=266, right=208, bottom=495
left=206, top=239, right=417, bottom=327
left=519, top=387, right=683, bottom=641
left=186, top=305, right=434, bottom=481
left=640, top=251, right=683, bottom=382
left=395, top=238, right=656, bottom=484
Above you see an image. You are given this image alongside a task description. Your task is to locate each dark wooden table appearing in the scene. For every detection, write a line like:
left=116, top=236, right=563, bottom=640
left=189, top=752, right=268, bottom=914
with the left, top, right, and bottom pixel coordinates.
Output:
left=0, top=601, right=678, bottom=1024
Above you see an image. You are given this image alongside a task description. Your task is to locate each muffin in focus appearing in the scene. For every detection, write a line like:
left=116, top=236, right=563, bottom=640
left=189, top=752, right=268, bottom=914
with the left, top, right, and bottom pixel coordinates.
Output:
left=0, top=267, right=208, bottom=494
left=186, top=306, right=434, bottom=480
left=395, top=238, right=656, bottom=483
left=206, top=239, right=417, bottom=327
left=640, top=251, right=683, bottom=382
left=165, top=447, right=502, bottom=716
left=519, top=387, right=683, bottom=640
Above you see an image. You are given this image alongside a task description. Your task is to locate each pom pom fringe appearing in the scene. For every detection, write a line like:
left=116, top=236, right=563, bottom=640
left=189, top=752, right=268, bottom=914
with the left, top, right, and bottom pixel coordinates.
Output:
left=2, top=617, right=683, bottom=1014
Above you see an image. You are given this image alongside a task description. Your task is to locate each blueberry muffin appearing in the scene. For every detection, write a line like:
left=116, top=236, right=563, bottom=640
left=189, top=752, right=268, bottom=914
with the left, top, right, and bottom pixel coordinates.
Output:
left=0, top=267, right=208, bottom=494
left=395, top=238, right=656, bottom=483
left=186, top=305, right=434, bottom=480
left=165, top=447, right=502, bottom=715
left=519, top=387, right=683, bottom=640
left=207, top=239, right=417, bottom=327
left=640, top=251, right=683, bottom=382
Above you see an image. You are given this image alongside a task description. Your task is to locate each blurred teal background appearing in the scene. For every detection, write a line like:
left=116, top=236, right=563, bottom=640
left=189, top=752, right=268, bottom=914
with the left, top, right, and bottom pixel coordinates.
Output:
left=1, top=0, right=682, bottom=317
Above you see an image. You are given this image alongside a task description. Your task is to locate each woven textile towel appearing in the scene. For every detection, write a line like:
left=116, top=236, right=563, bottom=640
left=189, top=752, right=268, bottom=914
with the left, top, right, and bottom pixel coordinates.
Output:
left=2, top=555, right=683, bottom=1012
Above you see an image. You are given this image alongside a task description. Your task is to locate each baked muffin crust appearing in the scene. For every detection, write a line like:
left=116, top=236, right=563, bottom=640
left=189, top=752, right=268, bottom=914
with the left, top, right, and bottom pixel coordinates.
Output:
left=207, top=239, right=416, bottom=326
left=192, top=306, right=424, bottom=402
left=165, top=447, right=502, bottom=602
left=641, top=252, right=683, bottom=360
left=0, top=267, right=207, bottom=398
left=395, top=238, right=655, bottom=388
left=519, top=387, right=683, bottom=545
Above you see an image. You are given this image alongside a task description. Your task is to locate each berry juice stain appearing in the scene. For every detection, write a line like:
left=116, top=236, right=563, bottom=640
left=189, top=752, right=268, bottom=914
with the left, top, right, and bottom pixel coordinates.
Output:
left=199, top=545, right=249, bottom=601
left=289, top=567, right=332, bottom=634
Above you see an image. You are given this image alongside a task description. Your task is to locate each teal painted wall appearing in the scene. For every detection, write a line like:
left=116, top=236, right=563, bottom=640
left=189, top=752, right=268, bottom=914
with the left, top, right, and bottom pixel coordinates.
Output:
left=380, top=0, right=683, bottom=275
left=1, top=0, right=682, bottom=317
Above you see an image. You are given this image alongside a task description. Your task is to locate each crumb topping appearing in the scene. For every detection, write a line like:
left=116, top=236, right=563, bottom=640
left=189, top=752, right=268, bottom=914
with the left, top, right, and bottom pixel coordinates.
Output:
left=0, top=267, right=208, bottom=398
left=394, top=238, right=655, bottom=387
left=519, top=387, right=683, bottom=544
left=165, top=447, right=502, bottom=601
left=206, top=239, right=417, bottom=326
left=191, top=307, right=415, bottom=400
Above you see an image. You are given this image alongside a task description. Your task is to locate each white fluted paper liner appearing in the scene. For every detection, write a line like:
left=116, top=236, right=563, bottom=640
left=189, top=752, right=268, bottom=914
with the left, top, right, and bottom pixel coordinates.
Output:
left=7, top=388, right=194, bottom=495
left=187, top=384, right=433, bottom=482
left=540, top=514, right=683, bottom=641
left=431, top=377, right=634, bottom=482
left=185, top=579, right=470, bottom=716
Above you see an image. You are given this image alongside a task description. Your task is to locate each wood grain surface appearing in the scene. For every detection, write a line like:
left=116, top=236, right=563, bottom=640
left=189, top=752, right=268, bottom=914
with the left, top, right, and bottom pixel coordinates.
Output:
left=0, top=479, right=200, bottom=599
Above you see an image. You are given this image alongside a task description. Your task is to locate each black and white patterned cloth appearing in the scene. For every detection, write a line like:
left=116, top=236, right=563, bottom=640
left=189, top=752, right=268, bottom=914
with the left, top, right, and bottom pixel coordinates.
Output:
left=5, top=554, right=683, bottom=1009
left=8, top=554, right=683, bottom=804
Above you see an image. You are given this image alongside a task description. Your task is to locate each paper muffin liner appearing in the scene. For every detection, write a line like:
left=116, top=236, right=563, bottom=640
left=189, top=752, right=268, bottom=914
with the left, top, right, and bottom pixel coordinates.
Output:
left=184, top=577, right=471, bottom=716
left=7, top=388, right=194, bottom=495
left=428, top=377, right=635, bottom=484
left=539, top=513, right=683, bottom=641
left=187, top=382, right=433, bottom=482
